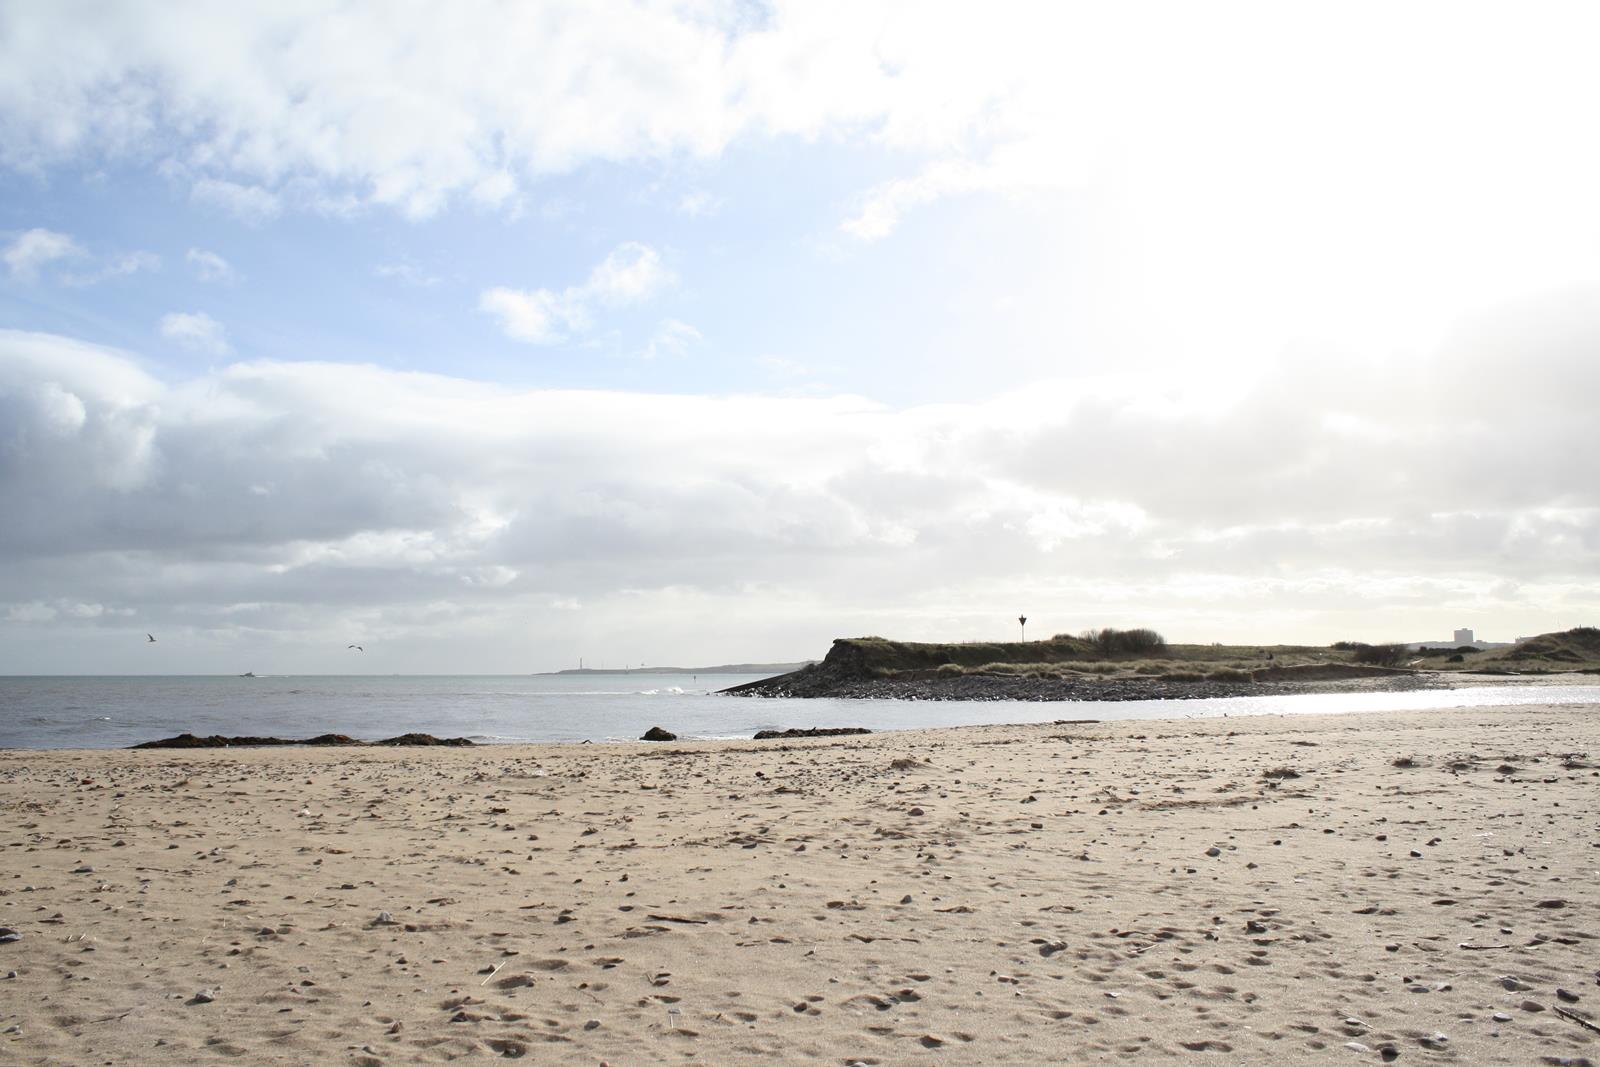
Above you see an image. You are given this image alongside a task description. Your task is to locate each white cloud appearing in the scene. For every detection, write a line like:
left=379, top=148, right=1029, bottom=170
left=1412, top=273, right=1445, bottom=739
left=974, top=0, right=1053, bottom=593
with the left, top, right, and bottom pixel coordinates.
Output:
left=187, top=248, right=235, bottom=283
left=63, top=249, right=161, bottom=286
left=3, top=228, right=81, bottom=279
left=2, top=314, right=1598, bottom=668
left=480, top=243, right=672, bottom=344
left=676, top=190, right=722, bottom=217
left=191, top=178, right=281, bottom=223
left=159, top=312, right=230, bottom=355
left=644, top=318, right=701, bottom=359
left=375, top=261, right=439, bottom=287
left=4, top=228, right=159, bottom=284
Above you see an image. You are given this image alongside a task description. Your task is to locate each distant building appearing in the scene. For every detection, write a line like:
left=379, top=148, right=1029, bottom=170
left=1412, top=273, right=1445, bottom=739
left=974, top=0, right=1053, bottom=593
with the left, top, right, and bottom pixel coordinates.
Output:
left=1409, top=626, right=1513, bottom=651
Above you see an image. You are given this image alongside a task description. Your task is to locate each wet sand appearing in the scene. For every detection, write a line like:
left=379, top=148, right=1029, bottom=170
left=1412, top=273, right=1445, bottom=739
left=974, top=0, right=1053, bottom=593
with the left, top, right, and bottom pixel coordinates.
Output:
left=2, top=702, right=1598, bottom=1064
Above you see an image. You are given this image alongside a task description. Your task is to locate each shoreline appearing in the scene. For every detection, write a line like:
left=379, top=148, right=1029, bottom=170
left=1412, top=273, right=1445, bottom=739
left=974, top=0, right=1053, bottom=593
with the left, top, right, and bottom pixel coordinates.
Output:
left=3, top=702, right=1598, bottom=1063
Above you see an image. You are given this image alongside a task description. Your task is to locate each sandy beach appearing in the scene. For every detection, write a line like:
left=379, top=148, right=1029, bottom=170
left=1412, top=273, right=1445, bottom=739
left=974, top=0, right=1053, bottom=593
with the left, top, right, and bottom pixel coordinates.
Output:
left=3, top=703, right=1598, bottom=1065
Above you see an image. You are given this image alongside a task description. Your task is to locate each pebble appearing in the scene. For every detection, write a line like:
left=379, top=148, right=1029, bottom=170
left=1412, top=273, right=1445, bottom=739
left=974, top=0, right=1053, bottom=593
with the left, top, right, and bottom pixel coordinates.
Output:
left=1379, top=1044, right=1400, bottom=1061
left=1344, top=1041, right=1370, bottom=1053
left=374, top=911, right=397, bottom=925
left=1491, top=1012, right=1511, bottom=1022
left=0, top=929, right=20, bottom=945
left=5, top=970, right=16, bottom=979
left=1520, top=999, right=1545, bottom=1012
left=1557, top=988, right=1580, bottom=1003
left=1501, top=976, right=1532, bottom=991
left=193, top=989, right=216, bottom=1003
left=584, top=1019, right=600, bottom=1030
left=1205, top=846, right=1222, bottom=857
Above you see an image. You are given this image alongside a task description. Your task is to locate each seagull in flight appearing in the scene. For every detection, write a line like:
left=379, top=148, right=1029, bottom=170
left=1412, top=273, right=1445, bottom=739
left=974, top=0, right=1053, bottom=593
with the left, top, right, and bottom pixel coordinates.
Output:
left=146, top=633, right=157, bottom=643
left=348, top=644, right=364, bottom=652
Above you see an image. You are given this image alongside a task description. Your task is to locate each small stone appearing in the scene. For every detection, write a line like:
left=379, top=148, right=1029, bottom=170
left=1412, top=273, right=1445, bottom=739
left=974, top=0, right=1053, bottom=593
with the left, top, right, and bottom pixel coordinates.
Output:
left=192, top=989, right=215, bottom=1003
left=1205, top=846, right=1222, bottom=857
left=1557, top=988, right=1580, bottom=1003
left=1246, top=920, right=1268, bottom=934
left=0, top=929, right=20, bottom=944
left=584, top=1019, right=600, bottom=1030
left=374, top=911, right=396, bottom=925
left=640, top=726, right=677, bottom=742
left=1344, top=1042, right=1370, bottom=1053
left=1379, top=1044, right=1400, bottom=1061
left=899, top=895, right=913, bottom=904
left=907, top=808, right=924, bottom=817
left=1491, top=1012, right=1511, bottom=1022
left=1519, top=999, right=1545, bottom=1012
left=1501, top=976, right=1532, bottom=991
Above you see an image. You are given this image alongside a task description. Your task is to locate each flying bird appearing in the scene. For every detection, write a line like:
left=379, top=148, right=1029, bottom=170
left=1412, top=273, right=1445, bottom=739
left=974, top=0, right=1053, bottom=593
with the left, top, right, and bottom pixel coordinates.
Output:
left=348, top=644, right=363, bottom=652
left=146, top=633, right=156, bottom=643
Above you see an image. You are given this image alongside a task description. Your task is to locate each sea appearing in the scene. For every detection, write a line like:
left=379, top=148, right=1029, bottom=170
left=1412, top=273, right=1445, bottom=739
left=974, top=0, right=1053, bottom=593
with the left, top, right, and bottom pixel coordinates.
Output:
left=1, top=673, right=1598, bottom=750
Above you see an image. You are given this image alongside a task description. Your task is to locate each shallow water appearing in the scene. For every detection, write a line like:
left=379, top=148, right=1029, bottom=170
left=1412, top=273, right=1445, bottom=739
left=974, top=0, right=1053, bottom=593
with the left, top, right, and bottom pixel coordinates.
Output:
left=1, top=673, right=1597, bottom=749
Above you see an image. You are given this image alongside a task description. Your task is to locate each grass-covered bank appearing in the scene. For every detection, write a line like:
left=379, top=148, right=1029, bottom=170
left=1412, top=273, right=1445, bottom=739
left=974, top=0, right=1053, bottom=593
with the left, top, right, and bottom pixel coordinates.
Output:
left=726, top=628, right=1600, bottom=700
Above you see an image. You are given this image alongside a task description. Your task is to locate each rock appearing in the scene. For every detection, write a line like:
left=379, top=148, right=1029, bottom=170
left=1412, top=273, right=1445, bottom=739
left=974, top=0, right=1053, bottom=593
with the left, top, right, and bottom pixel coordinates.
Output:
left=1535, top=899, right=1568, bottom=909
left=1246, top=920, right=1268, bottom=934
left=1379, top=1046, right=1399, bottom=1062
left=1492, top=1012, right=1511, bottom=1022
left=1205, top=847, right=1222, bottom=857
left=1557, top=988, right=1580, bottom=1003
left=192, top=989, right=215, bottom=1003
left=375, top=733, right=474, bottom=746
left=1344, top=1042, right=1371, bottom=1053
left=374, top=911, right=397, bottom=925
left=0, top=929, right=20, bottom=944
left=584, top=1019, right=600, bottom=1030
left=1520, top=999, right=1545, bottom=1012
left=1501, top=976, right=1532, bottom=991
left=641, top=726, right=677, bottom=742
left=907, top=807, right=925, bottom=817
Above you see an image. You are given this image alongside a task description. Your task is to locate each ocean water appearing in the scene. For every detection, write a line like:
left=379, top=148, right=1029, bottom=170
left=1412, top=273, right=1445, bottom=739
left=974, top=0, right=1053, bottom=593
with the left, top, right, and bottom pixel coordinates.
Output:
left=1, top=673, right=1598, bottom=750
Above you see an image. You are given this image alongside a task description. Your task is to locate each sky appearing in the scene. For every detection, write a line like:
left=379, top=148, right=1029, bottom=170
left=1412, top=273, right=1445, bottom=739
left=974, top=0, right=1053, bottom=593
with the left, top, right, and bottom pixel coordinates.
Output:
left=2, top=0, right=1599, bottom=674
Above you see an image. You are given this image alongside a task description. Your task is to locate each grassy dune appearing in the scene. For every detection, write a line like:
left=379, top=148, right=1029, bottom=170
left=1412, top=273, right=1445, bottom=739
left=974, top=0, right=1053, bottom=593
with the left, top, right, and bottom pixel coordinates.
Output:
left=824, top=627, right=1600, bottom=683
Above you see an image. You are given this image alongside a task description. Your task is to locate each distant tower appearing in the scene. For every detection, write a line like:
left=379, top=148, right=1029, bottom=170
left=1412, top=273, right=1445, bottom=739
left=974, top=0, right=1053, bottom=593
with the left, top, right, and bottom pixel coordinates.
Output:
left=1018, top=615, right=1028, bottom=641
left=1453, top=628, right=1474, bottom=645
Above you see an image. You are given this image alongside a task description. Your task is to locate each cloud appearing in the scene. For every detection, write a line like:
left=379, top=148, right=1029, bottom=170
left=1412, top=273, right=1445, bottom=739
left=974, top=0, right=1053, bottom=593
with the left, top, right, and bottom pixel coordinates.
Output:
left=375, top=261, right=438, bottom=287
left=643, top=318, right=701, bottom=359
left=676, top=190, right=722, bottom=217
left=0, top=3, right=1170, bottom=220
left=4, top=228, right=159, bottom=284
left=190, top=178, right=281, bottom=223
left=3, top=228, right=81, bottom=279
left=159, top=312, right=230, bottom=355
left=62, top=249, right=161, bottom=286
left=187, top=248, right=235, bottom=283
left=2, top=309, right=1598, bottom=669
left=480, top=243, right=672, bottom=344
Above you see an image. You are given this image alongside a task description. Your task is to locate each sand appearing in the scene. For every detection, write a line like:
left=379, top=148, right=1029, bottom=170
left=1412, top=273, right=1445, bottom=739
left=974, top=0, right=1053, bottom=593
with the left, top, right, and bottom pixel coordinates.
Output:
left=2, top=702, right=1598, bottom=1065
